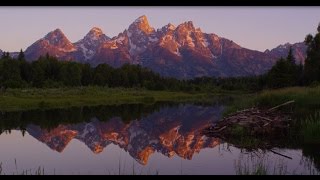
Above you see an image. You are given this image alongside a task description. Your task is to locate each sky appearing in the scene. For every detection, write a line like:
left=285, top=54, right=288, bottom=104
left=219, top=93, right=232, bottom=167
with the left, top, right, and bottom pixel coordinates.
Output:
left=0, top=7, right=320, bottom=52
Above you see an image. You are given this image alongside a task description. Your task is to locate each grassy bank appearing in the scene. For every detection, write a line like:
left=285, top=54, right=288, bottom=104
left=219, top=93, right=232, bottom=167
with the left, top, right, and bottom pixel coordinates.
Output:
left=225, top=86, right=320, bottom=117
left=0, top=87, right=218, bottom=112
left=254, top=86, right=320, bottom=115
left=222, top=86, right=320, bottom=146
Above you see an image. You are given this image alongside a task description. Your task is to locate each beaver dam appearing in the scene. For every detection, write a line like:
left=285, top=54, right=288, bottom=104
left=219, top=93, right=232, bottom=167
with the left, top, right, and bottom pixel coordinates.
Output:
left=202, top=100, right=295, bottom=151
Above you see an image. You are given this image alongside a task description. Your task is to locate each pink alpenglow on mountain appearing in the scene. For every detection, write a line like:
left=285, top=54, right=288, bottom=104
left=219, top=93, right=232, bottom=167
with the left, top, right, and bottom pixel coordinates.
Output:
left=21, top=16, right=307, bottom=79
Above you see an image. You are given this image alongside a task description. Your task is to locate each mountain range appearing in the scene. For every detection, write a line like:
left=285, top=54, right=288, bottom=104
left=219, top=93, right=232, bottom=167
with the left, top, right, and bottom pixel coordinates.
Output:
left=1, top=15, right=307, bottom=79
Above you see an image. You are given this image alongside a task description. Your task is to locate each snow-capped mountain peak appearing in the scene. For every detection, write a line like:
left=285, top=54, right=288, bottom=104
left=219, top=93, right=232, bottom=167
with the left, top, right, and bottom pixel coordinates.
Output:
left=81, top=27, right=110, bottom=42
left=75, top=27, right=110, bottom=61
left=123, top=15, right=158, bottom=57
left=84, top=27, right=107, bottom=41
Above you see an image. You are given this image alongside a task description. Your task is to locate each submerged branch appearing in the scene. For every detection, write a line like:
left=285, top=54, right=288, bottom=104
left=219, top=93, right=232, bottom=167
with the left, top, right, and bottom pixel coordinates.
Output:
left=269, top=149, right=293, bottom=159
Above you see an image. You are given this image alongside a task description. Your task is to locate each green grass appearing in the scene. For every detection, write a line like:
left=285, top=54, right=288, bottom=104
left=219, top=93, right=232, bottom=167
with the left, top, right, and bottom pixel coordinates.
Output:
left=253, top=86, right=320, bottom=144
left=254, top=86, right=320, bottom=116
left=301, top=111, right=320, bottom=144
left=224, top=86, right=320, bottom=117
left=222, top=86, right=320, bottom=146
left=0, top=160, right=45, bottom=175
left=0, top=86, right=217, bottom=112
left=230, top=125, right=246, bottom=137
left=235, top=159, right=269, bottom=175
left=234, top=157, right=289, bottom=175
left=222, top=94, right=255, bottom=117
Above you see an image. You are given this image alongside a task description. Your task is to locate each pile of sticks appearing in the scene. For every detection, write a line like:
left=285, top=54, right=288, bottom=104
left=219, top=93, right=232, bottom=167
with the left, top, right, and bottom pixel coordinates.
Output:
left=202, top=100, right=294, bottom=139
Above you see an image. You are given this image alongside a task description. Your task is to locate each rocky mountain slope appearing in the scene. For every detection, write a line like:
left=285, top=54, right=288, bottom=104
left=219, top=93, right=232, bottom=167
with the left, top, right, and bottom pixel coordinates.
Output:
left=13, top=15, right=308, bottom=78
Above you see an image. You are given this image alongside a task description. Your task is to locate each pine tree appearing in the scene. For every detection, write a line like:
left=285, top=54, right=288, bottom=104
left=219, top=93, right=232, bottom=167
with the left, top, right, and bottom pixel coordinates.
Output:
left=286, top=46, right=295, bottom=65
left=17, top=49, right=25, bottom=61
left=304, top=22, right=320, bottom=84
left=1, top=51, right=6, bottom=59
left=45, top=52, right=50, bottom=60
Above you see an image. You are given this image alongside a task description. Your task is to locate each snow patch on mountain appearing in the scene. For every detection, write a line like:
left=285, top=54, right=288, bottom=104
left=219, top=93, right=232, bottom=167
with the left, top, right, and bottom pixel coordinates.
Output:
left=78, top=44, right=94, bottom=59
left=174, top=48, right=181, bottom=56
left=116, top=36, right=125, bottom=44
left=148, top=36, right=158, bottom=42
left=186, top=32, right=195, bottom=47
left=75, top=27, right=110, bottom=60
left=58, top=47, right=77, bottom=52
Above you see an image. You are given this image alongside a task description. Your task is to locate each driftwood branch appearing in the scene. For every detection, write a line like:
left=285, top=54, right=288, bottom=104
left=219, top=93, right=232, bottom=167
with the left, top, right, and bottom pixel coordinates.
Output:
left=217, top=126, right=227, bottom=132
left=263, top=122, right=270, bottom=127
left=254, top=115, right=273, bottom=122
left=268, top=100, right=295, bottom=112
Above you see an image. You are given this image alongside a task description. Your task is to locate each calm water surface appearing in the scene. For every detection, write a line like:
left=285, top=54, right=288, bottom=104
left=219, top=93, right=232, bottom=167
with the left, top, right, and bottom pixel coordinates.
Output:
left=0, top=103, right=319, bottom=175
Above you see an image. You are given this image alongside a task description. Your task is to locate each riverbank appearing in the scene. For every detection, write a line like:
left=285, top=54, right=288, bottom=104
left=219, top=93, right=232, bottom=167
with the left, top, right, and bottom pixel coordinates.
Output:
left=205, top=86, right=320, bottom=149
left=0, top=87, right=221, bottom=112
left=225, top=86, right=320, bottom=117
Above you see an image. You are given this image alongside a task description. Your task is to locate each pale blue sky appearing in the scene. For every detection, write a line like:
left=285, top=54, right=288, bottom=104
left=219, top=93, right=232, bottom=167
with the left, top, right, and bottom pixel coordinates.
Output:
left=0, top=7, right=320, bottom=52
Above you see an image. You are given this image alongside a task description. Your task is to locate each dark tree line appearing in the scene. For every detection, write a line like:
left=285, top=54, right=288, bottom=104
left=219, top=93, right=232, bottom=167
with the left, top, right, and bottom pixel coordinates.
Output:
left=0, top=52, right=193, bottom=91
left=264, top=22, right=320, bottom=88
left=304, top=23, right=320, bottom=85
left=0, top=102, right=174, bottom=134
left=0, top=51, right=269, bottom=92
left=265, top=47, right=303, bottom=88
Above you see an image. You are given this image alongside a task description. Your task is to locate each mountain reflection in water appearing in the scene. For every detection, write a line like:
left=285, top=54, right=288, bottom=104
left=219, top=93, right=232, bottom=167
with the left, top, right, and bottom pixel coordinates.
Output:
left=17, top=103, right=224, bottom=165
left=1, top=102, right=320, bottom=174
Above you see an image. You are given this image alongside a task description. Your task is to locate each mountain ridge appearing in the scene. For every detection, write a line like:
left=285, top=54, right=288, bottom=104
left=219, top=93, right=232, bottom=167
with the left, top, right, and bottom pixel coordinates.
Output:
left=3, top=15, right=308, bottom=79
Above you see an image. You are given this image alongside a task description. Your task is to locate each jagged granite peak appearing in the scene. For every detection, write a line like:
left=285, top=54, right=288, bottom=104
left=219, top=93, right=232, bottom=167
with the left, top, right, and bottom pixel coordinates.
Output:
left=123, top=16, right=158, bottom=57
left=135, top=15, right=148, bottom=23
left=158, top=23, right=176, bottom=34
left=74, top=27, right=110, bottom=61
left=167, top=23, right=176, bottom=30
left=265, top=42, right=307, bottom=64
left=129, top=15, right=155, bottom=34
left=89, top=27, right=104, bottom=35
left=84, top=27, right=110, bottom=41
left=173, top=21, right=198, bottom=47
left=25, top=28, right=76, bottom=61
left=274, top=42, right=292, bottom=50
left=41, top=28, right=75, bottom=51
left=176, top=21, right=195, bottom=31
left=43, top=28, right=73, bottom=47
left=163, top=23, right=176, bottom=31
